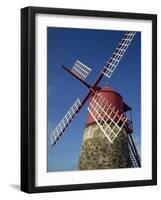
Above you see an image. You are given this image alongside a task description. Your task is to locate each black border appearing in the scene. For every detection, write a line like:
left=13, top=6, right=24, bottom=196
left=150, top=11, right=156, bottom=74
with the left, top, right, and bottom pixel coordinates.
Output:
left=21, top=6, right=157, bottom=193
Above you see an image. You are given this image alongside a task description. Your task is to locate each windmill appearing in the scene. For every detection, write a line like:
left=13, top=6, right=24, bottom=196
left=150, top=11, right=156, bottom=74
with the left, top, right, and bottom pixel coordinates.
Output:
left=50, top=31, right=141, bottom=169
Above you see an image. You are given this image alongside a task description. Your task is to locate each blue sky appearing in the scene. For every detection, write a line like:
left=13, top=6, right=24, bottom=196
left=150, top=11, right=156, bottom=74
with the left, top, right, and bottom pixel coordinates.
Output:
left=47, top=27, right=141, bottom=172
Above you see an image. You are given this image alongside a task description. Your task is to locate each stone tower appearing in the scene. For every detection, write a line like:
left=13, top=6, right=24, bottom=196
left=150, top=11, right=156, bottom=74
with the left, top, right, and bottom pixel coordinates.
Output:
left=78, top=86, right=131, bottom=170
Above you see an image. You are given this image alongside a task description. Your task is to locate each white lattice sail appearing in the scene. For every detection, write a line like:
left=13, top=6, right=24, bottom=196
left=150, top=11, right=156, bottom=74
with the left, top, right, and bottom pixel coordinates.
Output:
left=102, top=31, right=136, bottom=78
left=71, top=60, right=92, bottom=80
left=50, top=98, right=82, bottom=145
left=88, top=94, right=128, bottom=143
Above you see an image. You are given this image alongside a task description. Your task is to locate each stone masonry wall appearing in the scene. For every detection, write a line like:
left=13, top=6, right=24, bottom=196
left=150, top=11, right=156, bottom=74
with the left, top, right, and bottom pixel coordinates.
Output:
left=78, top=123, right=131, bottom=170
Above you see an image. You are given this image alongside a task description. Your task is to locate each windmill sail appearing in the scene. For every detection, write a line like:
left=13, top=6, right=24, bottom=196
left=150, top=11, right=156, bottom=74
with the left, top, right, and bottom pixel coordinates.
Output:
left=71, top=60, right=92, bottom=80
left=88, top=94, right=128, bottom=143
left=102, top=31, right=136, bottom=78
left=50, top=98, right=82, bottom=145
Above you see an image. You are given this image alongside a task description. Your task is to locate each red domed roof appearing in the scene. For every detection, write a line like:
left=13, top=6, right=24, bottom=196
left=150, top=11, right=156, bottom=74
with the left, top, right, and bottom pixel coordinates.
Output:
left=100, top=86, right=114, bottom=92
left=86, top=85, right=124, bottom=125
left=97, top=86, right=122, bottom=97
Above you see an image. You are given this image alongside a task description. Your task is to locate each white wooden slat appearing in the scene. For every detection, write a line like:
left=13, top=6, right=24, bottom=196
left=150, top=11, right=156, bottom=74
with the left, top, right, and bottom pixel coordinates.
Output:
left=74, top=64, right=88, bottom=76
left=119, top=43, right=129, bottom=47
left=50, top=98, right=82, bottom=145
left=111, top=57, right=119, bottom=62
left=102, top=31, right=136, bottom=78
left=76, top=60, right=92, bottom=72
left=88, top=94, right=128, bottom=143
left=113, top=52, right=122, bottom=57
left=71, top=60, right=92, bottom=80
left=71, top=67, right=86, bottom=80
left=116, top=48, right=126, bottom=52
left=75, top=63, right=89, bottom=75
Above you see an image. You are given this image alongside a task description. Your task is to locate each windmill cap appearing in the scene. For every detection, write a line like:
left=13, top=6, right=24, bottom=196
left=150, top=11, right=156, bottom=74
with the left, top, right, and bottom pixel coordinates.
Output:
left=86, top=85, right=124, bottom=125
left=97, top=86, right=132, bottom=111
left=97, top=86, right=122, bottom=98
